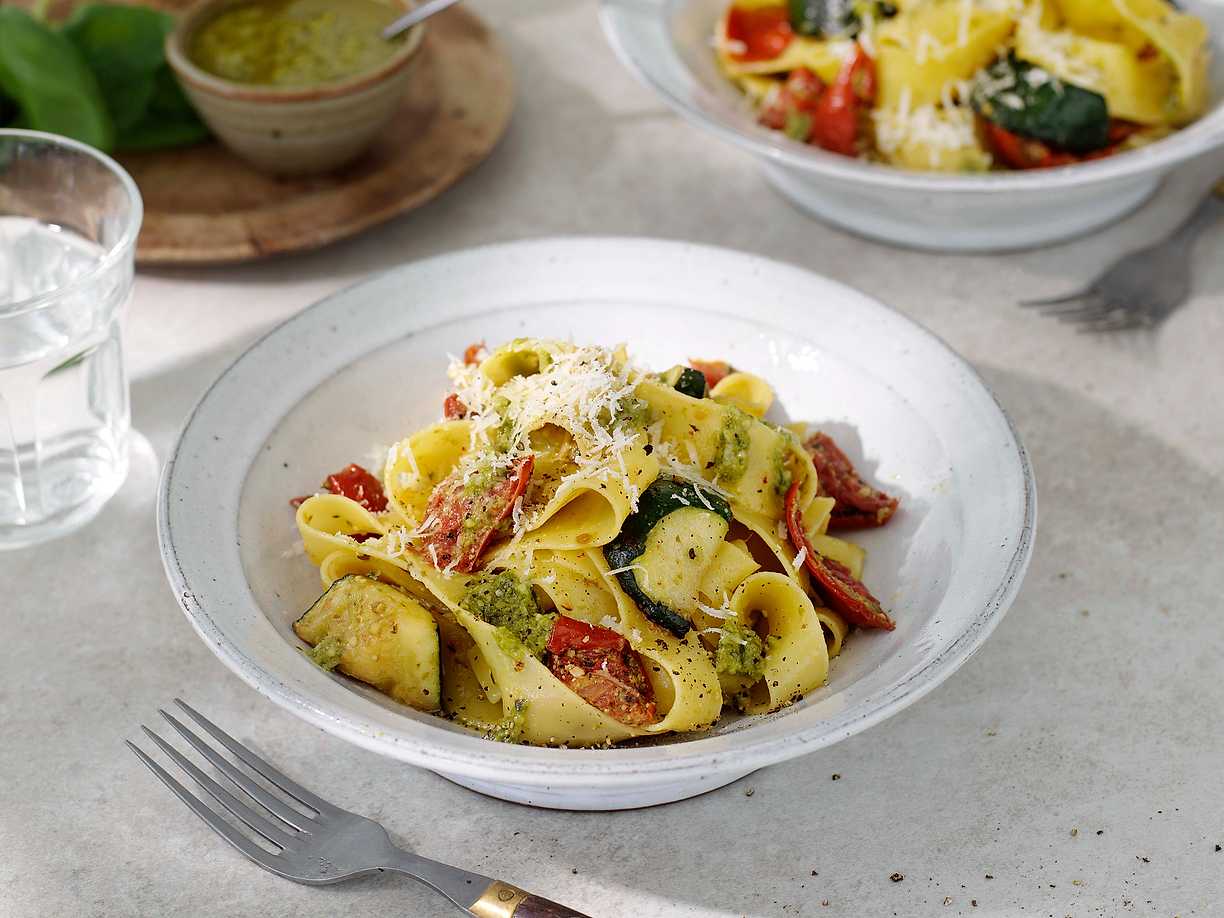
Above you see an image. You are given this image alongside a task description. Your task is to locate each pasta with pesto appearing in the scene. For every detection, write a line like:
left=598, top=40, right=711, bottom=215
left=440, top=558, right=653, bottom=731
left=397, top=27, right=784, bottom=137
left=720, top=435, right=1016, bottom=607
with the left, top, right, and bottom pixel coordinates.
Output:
left=288, top=340, right=902, bottom=747
left=716, top=0, right=1211, bottom=171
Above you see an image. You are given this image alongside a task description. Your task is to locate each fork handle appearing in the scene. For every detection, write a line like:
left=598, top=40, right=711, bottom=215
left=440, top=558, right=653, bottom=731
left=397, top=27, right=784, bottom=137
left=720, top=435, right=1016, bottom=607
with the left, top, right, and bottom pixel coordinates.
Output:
left=470, top=880, right=593, bottom=917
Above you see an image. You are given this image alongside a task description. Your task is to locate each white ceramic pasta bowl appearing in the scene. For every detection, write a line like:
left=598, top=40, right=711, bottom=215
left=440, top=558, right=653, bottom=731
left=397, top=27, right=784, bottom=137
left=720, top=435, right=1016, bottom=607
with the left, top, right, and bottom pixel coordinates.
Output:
left=159, top=237, right=1035, bottom=810
left=599, top=0, right=1224, bottom=252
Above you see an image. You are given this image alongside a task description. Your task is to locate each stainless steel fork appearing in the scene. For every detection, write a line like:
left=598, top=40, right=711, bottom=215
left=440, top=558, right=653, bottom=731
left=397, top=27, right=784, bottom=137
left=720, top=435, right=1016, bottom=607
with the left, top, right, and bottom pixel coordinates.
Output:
left=1021, top=179, right=1224, bottom=332
left=127, top=700, right=592, bottom=918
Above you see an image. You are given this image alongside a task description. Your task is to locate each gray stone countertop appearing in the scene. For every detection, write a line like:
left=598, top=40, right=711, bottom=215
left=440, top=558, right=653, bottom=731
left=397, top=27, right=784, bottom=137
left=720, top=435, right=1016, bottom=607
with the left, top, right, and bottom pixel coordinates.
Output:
left=2, top=2, right=1222, bottom=916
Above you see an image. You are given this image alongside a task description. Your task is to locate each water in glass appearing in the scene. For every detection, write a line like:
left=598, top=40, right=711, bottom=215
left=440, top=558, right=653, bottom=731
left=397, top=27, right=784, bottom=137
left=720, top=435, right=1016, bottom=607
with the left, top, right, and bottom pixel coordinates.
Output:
left=1, top=131, right=140, bottom=550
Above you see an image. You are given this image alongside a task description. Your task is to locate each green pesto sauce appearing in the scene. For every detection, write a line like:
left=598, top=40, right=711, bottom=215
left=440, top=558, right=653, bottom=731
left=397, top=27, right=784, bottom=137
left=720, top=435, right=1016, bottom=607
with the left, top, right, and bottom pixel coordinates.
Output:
left=306, top=634, right=344, bottom=671
left=191, top=0, right=404, bottom=88
left=493, top=626, right=526, bottom=660
left=461, top=458, right=503, bottom=501
left=714, top=619, right=766, bottom=680
left=483, top=698, right=529, bottom=744
left=615, top=395, right=652, bottom=429
left=713, top=406, right=752, bottom=484
left=486, top=394, right=517, bottom=453
left=770, top=437, right=794, bottom=497
left=460, top=570, right=556, bottom=657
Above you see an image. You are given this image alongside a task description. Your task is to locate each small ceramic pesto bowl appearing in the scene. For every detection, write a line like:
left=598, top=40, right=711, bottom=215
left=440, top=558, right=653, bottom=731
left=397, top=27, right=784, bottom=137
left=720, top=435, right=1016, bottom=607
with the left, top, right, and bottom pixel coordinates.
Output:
left=166, top=0, right=426, bottom=176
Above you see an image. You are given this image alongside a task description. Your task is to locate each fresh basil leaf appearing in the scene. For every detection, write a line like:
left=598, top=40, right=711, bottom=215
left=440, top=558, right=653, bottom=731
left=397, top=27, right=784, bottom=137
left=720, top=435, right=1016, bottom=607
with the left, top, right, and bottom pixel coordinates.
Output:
left=144, top=66, right=200, bottom=122
left=971, top=55, right=1110, bottom=153
left=61, top=4, right=174, bottom=82
left=117, top=117, right=210, bottom=151
left=61, top=4, right=168, bottom=134
left=0, top=90, right=18, bottom=127
left=61, top=4, right=208, bottom=151
left=117, top=66, right=207, bottom=150
left=0, top=8, right=113, bottom=150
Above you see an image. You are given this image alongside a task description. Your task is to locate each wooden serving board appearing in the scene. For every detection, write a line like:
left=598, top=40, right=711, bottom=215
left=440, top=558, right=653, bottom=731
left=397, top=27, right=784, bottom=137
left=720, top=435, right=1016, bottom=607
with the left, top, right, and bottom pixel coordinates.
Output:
left=113, top=6, right=513, bottom=264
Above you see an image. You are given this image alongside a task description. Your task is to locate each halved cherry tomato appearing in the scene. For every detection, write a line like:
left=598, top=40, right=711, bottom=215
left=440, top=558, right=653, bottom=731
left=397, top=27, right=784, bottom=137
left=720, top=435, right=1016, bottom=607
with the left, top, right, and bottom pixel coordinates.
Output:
left=547, top=615, right=630, bottom=654
left=546, top=615, right=658, bottom=726
left=810, top=46, right=875, bottom=156
left=725, top=5, right=793, bottom=62
left=983, top=120, right=1135, bottom=171
left=759, top=68, right=825, bottom=131
left=291, top=463, right=388, bottom=511
left=443, top=393, right=468, bottom=419
left=418, top=455, right=534, bottom=572
left=463, top=342, right=485, bottom=365
left=785, top=481, right=895, bottom=630
left=805, top=432, right=899, bottom=529
left=689, top=359, right=734, bottom=390
left=982, top=122, right=1070, bottom=170
left=323, top=464, right=388, bottom=512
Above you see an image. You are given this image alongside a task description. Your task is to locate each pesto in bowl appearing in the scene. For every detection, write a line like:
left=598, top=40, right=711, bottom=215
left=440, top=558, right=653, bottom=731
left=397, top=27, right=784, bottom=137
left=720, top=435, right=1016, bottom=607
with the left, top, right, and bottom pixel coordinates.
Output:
left=190, top=0, right=405, bottom=87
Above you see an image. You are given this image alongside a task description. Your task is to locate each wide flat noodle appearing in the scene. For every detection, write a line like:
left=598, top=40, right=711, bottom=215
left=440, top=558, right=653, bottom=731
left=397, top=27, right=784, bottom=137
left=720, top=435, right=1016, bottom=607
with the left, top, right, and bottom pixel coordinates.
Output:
left=730, top=572, right=830, bottom=714
left=876, top=4, right=1015, bottom=108
left=290, top=339, right=888, bottom=745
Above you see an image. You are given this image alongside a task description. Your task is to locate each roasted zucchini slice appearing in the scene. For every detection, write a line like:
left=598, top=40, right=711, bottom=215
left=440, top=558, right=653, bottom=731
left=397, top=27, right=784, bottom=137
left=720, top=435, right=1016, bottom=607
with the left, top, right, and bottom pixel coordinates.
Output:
left=660, top=365, right=709, bottom=400
left=604, top=478, right=732, bottom=637
left=295, top=575, right=441, bottom=712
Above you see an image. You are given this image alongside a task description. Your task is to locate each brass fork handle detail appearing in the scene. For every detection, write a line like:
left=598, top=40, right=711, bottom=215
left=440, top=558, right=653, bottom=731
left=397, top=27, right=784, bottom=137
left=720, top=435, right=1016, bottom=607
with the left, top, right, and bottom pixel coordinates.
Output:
left=471, top=881, right=594, bottom=917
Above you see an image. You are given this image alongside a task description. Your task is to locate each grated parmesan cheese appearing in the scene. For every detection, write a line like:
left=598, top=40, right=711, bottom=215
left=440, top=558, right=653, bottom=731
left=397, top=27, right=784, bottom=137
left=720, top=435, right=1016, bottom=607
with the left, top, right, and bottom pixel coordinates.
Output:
left=696, top=599, right=735, bottom=620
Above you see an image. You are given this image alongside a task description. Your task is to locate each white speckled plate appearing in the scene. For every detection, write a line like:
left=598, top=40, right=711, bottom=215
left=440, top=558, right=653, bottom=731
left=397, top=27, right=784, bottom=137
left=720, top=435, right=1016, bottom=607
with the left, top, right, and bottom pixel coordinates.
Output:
left=600, top=0, right=1224, bottom=251
left=158, top=237, right=1036, bottom=810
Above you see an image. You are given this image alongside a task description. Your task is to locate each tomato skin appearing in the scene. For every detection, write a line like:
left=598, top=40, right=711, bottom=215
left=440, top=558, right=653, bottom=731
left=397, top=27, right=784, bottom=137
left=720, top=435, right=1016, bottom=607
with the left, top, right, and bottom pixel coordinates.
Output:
left=462, top=342, right=485, bottom=365
left=804, top=431, right=899, bottom=529
left=443, top=393, right=467, bottom=419
left=785, top=481, right=895, bottom=631
left=546, top=616, right=657, bottom=726
left=759, top=68, right=825, bottom=130
left=809, top=46, right=875, bottom=156
left=418, top=455, right=534, bottom=573
left=689, top=359, right=734, bottom=390
left=323, top=464, right=388, bottom=512
left=547, top=615, right=628, bottom=654
left=725, top=5, right=793, bottom=62
left=983, top=120, right=1132, bottom=171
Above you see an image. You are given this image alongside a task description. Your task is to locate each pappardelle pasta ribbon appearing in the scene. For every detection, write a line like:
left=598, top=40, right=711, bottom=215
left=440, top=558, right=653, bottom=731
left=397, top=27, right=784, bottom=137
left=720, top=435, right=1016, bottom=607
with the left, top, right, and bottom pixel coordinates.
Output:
left=288, top=339, right=902, bottom=747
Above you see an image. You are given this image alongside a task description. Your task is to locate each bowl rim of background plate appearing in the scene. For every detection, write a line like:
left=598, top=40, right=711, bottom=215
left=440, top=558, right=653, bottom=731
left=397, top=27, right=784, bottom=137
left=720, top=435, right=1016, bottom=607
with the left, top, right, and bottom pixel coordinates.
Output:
left=165, top=0, right=427, bottom=104
left=598, top=0, right=1224, bottom=194
left=157, top=236, right=1036, bottom=786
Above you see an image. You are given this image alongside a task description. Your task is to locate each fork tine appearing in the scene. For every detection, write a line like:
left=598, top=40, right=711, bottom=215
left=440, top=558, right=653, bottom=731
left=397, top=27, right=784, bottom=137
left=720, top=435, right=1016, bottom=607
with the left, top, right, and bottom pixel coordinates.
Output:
left=173, top=699, right=337, bottom=816
left=1075, top=313, right=1147, bottom=333
left=1047, top=294, right=1116, bottom=322
left=141, top=726, right=300, bottom=850
left=126, top=740, right=281, bottom=869
left=159, top=709, right=316, bottom=832
left=1020, top=287, right=1094, bottom=308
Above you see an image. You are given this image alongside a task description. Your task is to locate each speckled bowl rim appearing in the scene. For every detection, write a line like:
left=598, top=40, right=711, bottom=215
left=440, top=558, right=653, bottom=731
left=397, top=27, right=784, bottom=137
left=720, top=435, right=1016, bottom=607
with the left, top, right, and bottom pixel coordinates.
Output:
left=598, top=0, right=1224, bottom=194
left=157, top=237, right=1036, bottom=787
left=165, top=0, right=426, bottom=103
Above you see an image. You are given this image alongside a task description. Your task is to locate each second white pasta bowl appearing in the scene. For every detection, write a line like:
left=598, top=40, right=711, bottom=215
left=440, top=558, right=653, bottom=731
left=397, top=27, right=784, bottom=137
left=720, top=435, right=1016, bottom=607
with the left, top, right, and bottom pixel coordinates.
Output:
left=599, top=0, right=1224, bottom=252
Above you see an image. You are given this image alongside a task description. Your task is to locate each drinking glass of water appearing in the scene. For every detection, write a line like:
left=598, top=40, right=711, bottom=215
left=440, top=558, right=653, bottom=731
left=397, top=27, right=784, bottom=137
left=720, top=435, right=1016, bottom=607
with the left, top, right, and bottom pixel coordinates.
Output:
left=0, top=130, right=142, bottom=550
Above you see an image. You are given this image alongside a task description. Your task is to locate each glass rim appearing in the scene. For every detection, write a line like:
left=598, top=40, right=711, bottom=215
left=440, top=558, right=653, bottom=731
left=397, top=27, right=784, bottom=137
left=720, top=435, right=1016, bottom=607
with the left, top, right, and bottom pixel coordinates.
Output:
left=0, top=128, right=144, bottom=319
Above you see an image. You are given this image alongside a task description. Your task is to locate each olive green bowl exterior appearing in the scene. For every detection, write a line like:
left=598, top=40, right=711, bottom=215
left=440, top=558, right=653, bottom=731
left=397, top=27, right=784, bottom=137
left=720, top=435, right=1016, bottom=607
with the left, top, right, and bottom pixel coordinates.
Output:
left=165, top=0, right=426, bottom=176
